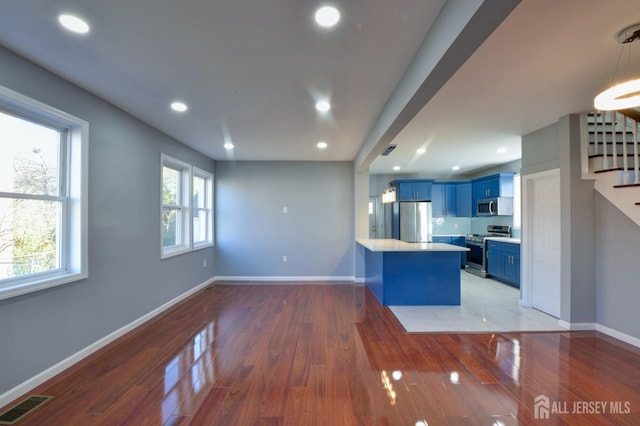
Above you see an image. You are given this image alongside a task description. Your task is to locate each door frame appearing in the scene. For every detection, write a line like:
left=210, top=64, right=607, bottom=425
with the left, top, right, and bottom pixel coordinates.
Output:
left=520, top=168, right=561, bottom=315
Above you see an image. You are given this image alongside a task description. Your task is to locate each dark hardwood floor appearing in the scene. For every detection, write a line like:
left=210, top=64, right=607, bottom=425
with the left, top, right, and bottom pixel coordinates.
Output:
left=3, top=283, right=639, bottom=425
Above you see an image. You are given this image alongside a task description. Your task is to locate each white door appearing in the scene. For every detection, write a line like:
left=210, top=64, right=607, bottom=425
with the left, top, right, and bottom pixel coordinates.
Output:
left=531, top=171, right=561, bottom=317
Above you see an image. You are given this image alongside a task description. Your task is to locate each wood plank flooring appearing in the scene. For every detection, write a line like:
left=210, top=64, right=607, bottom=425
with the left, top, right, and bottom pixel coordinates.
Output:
left=3, top=283, right=640, bottom=425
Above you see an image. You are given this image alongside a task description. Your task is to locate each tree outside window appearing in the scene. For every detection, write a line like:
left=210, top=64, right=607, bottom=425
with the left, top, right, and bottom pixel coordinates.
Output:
left=0, top=112, right=61, bottom=280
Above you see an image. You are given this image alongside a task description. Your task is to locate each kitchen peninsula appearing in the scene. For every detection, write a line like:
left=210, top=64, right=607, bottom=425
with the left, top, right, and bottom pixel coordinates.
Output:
left=357, top=239, right=469, bottom=306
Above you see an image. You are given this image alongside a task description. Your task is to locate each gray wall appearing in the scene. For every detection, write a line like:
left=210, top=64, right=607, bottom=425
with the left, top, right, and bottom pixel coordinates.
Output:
left=0, top=47, right=215, bottom=395
left=215, top=161, right=355, bottom=278
left=594, top=192, right=640, bottom=338
left=467, top=159, right=521, bottom=179
left=354, top=170, right=369, bottom=280
left=521, top=116, right=601, bottom=327
left=521, top=123, right=560, bottom=176
left=559, top=115, right=596, bottom=324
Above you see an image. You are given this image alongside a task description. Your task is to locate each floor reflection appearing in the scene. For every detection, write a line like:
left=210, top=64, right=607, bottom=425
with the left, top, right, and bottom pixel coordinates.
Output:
left=161, top=321, right=218, bottom=421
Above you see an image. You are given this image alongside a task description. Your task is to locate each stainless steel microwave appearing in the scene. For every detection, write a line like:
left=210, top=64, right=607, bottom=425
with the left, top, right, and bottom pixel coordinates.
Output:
left=477, top=197, right=513, bottom=216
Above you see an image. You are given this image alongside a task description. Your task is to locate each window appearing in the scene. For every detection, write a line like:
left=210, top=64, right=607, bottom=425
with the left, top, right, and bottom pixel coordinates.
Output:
left=192, top=167, right=214, bottom=248
left=161, top=155, right=213, bottom=259
left=161, top=155, right=191, bottom=258
left=0, top=86, right=88, bottom=300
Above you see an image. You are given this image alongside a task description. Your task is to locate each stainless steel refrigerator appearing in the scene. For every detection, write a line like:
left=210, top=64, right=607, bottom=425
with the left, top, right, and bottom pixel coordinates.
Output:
left=399, top=201, right=432, bottom=243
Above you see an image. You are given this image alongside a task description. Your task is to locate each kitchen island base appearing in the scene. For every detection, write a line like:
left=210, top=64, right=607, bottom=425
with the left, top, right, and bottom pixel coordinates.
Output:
left=358, top=239, right=466, bottom=306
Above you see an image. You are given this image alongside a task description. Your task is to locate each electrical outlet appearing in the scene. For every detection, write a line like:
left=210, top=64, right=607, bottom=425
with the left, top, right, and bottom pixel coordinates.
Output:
left=283, top=206, right=288, bottom=214
left=202, top=260, right=207, bottom=267
left=282, top=255, right=287, bottom=262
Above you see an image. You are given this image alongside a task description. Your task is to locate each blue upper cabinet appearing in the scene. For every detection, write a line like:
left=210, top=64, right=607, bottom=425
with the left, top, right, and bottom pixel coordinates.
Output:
left=471, top=173, right=514, bottom=216
left=455, top=181, right=472, bottom=217
left=432, top=183, right=457, bottom=217
left=391, top=179, right=434, bottom=201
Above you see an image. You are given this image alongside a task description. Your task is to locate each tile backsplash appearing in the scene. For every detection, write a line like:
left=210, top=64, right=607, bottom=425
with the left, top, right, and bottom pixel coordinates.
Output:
left=432, top=215, right=515, bottom=236
left=432, top=217, right=471, bottom=235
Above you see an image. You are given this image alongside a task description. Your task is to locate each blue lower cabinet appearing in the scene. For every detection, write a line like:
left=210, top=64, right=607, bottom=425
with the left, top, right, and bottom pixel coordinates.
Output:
left=431, top=236, right=451, bottom=243
left=487, top=240, right=520, bottom=288
left=487, top=241, right=505, bottom=280
left=451, top=236, right=467, bottom=268
left=433, top=236, right=466, bottom=268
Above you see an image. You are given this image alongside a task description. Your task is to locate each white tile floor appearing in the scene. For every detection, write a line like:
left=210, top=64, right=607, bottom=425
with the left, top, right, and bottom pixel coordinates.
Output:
left=389, top=271, right=567, bottom=333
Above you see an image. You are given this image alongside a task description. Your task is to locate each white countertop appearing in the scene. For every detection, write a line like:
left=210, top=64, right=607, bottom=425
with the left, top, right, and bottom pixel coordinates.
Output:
left=356, top=239, right=469, bottom=252
left=485, top=237, right=521, bottom=244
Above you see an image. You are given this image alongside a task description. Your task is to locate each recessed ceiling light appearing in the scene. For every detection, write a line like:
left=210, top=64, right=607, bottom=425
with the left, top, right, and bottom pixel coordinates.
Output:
left=170, top=101, right=188, bottom=112
left=315, top=100, right=331, bottom=113
left=497, top=147, right=507, bottom=154
left=416, top=147, right=426, bottom=155
left=314, top=6, right=340, bottom=28
left=317, top=141, right=328, bottom=149
left=224, top=142, right=234, bottom=150
left=393, top=165, right=401, bottom=171
left=452, top=165, right=460, bottom=171
left=58, top=14, right=90, bottom=34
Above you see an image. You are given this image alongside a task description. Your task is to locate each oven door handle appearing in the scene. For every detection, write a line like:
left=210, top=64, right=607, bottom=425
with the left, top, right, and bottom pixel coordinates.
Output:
left=465, top=241, right=484, bottom=247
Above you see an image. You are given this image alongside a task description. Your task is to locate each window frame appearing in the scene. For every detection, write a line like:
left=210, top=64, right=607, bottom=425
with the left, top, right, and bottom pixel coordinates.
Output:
left=161, top=154, right=192, bottom=259
left=192, top=167, right=214, bottom=249
left=0, top=85, right=88, bottom=301
left=160, top=156, right=214, bottom=259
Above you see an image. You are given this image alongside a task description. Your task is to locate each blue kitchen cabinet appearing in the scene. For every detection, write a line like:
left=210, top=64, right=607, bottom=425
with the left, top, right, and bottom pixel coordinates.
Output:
left=471, top=173, right=514, bottom=216
left=487, top=241, right=504, bottom=280
left=487, top=240, right=520, bottom=288
left=391, top=179, right=433, bottom=201
left=433, top=236, right=466, bottom=268
left=451, top=236, right=467, bottom=268
left=432, top=183, right=457, bottom=217
left=432, top=236, right=450, bottom=244
left=503, top=242, right=520, bottom=286
left=455, top=181, right=472, bottom=217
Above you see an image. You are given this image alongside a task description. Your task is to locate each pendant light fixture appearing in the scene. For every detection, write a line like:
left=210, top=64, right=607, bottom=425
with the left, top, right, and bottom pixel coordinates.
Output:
left=594, top=23, right=640, bottom=111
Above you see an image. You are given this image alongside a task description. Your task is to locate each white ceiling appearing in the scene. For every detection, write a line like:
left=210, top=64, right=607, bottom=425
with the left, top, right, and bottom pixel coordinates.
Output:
left=1, top=0, right=639, bottom=178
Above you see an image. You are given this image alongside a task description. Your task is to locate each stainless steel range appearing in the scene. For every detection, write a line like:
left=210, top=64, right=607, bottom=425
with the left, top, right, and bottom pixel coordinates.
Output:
left=465, top=225, right=511, bottom=277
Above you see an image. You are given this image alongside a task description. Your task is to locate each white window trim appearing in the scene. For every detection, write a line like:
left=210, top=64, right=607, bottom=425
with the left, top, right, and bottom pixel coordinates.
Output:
left=192, top=166, right=214, bottom=249
left=0, top=86, right=88, bottom=301
left=161, top=154, right=192, bottom=259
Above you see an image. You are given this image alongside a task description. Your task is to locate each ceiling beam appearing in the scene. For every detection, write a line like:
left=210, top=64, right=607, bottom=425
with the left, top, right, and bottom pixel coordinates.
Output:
left=354, top=0, right=521, bottom=172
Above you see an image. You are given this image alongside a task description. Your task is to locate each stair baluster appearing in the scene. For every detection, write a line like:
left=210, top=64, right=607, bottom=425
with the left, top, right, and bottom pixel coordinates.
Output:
left=634, top=118, right=639, bottom=184
left=612, top=111, right=619, bottom=169
left=601, top=111, right=607, bottom=170
left=621, top=114, right=627, bottom=184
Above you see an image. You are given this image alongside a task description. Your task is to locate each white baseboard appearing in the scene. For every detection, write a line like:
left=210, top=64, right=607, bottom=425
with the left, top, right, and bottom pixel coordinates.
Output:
left=556, top=321, right=640, bottom=349
left=0, top=277, right=215, bottom=409
left=557, top=321, right=596, bottom=331
left=214, top=276, right=355, bottom=283
left=596, top=323, right=640, bottom=349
